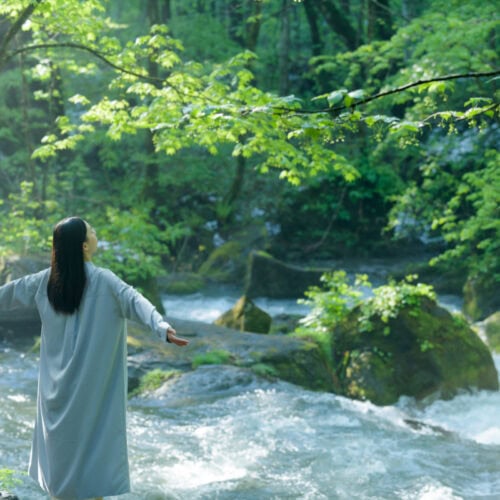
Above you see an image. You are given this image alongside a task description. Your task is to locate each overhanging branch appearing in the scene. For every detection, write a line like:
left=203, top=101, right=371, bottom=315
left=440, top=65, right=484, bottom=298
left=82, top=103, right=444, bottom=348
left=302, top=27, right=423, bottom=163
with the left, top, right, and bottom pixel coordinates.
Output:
left=274, top=69, right=500, bottom=115
left=5, top=42, right=164, bottom=83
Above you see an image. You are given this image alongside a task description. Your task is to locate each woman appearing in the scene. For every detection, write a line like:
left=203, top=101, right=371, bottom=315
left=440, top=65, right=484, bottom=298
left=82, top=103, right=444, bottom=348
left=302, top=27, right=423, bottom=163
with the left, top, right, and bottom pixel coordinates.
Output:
left=0, top=217, right=189, bottom=500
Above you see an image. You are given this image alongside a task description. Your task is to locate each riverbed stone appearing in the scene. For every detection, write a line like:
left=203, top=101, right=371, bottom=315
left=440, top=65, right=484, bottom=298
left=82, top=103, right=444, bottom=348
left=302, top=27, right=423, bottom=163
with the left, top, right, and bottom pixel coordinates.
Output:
left=214, top=295, right=272, bottom=334
left=463, top=275, right=499, bottom=321
left=244, top=251, right=325, bottom=299
left=483, top=312, right=500, bottom=352
left=330, top=298, right=499, bottom=405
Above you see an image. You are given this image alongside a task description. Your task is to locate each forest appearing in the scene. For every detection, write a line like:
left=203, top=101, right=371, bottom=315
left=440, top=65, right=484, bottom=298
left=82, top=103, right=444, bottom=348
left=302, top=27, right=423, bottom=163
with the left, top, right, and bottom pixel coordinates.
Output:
left=0, top=0, right=498, bottom=315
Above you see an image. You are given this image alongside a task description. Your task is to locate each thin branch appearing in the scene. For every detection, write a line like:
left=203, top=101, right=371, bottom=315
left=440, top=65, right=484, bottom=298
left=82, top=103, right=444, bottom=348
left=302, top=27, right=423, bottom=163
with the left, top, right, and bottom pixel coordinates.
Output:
left=273, top=69, right=500, bottom=115
left=5, top=41, right=165, bottom=83
left=0, top=0, right=42, bottom=68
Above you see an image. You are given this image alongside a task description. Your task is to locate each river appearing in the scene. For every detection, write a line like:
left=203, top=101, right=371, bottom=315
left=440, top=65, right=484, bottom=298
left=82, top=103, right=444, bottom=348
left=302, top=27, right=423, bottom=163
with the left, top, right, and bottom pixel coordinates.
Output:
left=0, top=290, right=499, bottom=499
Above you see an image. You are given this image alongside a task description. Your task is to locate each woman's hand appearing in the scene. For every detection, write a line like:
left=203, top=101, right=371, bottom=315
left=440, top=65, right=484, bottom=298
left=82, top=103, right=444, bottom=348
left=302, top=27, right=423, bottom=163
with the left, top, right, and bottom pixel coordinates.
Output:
left=166, top=327, right=189, bottom=346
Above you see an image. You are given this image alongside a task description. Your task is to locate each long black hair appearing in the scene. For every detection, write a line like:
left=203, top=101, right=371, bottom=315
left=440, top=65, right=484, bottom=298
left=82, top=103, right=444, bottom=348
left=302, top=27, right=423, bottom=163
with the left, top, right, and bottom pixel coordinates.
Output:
left=47, top=217, right=87, bottom=314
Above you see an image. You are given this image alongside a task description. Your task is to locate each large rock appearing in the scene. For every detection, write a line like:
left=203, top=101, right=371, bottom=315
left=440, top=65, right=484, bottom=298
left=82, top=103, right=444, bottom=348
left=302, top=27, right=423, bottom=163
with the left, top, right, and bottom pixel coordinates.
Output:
left=463, top=275, right=500, bottom=321
left=483, top=312, right=500, bottom=352
left=126, top=318, right=334, bottom=394
left=199, top=241, right=247, bottom=284
left=157, top=272, right=206, bottom=295
left=330, top=298, right=499, bottom=405
left=245, top=251, right=325, bottom=298
left=214, top=295, right=271, bottom=334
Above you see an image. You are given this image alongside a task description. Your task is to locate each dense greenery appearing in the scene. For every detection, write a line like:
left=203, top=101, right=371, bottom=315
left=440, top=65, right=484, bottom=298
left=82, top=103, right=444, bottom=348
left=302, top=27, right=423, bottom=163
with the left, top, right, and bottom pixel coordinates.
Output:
left=0, top=0, right=498, bottom=296
left=296, top=271, right=437, bottom=360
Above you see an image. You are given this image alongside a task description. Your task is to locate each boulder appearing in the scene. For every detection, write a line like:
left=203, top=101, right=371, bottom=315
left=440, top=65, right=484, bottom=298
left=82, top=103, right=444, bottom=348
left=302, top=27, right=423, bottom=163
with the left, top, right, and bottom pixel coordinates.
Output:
left=214, top=295, right=272, bottom=334
left=157, top=272, right=206, bottom=295
left=199, top=241, right=247, bottom=284
left=463, top=275, right=500, bottom=321
left=126, top=318, right=334, bottom=394
left=483, top=312, right=500, bottom=352
left=245, top=251, right=325, bottom=298
left=330, top=298, right=499, bottom=405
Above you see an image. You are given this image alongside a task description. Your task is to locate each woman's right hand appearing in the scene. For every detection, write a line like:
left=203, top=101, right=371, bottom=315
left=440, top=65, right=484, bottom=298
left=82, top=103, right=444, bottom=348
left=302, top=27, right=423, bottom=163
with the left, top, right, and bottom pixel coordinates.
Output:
left=166, top=327, right=189, bottom=346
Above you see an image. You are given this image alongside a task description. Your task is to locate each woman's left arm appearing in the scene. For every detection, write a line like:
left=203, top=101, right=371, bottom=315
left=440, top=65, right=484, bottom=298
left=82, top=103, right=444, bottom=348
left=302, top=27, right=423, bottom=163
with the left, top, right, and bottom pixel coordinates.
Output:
left=109, top=271, right=189, bottom=346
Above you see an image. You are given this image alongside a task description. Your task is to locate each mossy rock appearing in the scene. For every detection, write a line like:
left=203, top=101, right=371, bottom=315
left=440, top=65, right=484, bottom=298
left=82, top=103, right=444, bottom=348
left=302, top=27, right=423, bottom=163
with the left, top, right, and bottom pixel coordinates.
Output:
left=483, top=312, right=500, bottom=352
left=463, top=275, right=500, bottom=321
left=214, top=295, right=271, bottom=334
left=331, top=298, right=499, bottom=405
left=199, top=241, right=247, bottom=284
left=258, top=339, right=334, bottom=391
left=157, top=272, right=206, bottom=295
left=245, top=250, right=325, bottom=299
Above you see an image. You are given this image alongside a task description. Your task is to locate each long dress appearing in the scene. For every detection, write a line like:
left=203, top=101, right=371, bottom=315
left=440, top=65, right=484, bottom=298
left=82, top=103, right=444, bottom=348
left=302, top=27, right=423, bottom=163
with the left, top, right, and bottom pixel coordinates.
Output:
left=0, top=261, right=171, bottom=500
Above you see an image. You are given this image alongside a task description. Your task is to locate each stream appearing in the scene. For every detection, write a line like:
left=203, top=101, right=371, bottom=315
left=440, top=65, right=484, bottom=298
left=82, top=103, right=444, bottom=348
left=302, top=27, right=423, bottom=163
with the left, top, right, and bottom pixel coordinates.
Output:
left=0, top=287, right=499, bottom=499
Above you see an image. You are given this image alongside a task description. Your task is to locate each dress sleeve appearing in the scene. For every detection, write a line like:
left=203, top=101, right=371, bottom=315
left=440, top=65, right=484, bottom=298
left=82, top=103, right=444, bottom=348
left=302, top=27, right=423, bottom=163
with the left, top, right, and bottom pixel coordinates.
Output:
left=0, top=271, right=45, bottom=310
left=106, top=271, right=172, bottom=341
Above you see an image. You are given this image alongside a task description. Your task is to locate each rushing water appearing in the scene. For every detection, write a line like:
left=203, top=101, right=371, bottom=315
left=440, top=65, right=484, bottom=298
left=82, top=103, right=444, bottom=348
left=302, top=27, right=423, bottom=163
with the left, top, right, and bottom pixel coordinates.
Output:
left=1, top=291, right=499, bottom=500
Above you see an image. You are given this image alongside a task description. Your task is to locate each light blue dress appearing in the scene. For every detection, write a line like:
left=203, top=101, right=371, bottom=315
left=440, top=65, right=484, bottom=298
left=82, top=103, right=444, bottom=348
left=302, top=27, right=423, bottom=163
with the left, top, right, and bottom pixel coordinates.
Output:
left=0, top=262, right=171, bottom=500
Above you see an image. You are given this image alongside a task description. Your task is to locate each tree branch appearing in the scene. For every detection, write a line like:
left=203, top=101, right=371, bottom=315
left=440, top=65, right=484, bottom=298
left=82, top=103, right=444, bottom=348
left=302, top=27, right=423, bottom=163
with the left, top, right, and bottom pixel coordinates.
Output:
left=0, top=0, right=43, bottom=69
left=5, top=42, right=165, bottom=83
left=273, top=69, right=500, bottom=115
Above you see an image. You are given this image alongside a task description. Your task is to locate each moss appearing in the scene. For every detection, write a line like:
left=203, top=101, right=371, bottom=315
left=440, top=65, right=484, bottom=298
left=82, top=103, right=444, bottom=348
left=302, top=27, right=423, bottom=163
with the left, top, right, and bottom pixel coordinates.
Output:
left=129, top=369, right=180, bottom=398
left=192, top=349, right=233, bottom=368
left=330, top=297, right=498, bottom=405
left=251, top=363, right=279, bottom=379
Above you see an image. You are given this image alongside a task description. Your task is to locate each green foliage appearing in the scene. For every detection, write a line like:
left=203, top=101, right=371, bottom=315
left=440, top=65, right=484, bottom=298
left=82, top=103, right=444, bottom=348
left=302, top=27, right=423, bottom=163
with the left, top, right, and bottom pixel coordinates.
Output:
left=298, top=271, right=369, bottom=332
left=0, top=182, right=60, bottom=258
left=0, top=467, right=23, bottom=489
left=192, top=349, right=233, bottom=368
left=297, top=272, right=436, bottom=339
left=430, top=149, right=500, bottom=282
left=358, top=275, right=436, bottom=334
left=94, top=206, right=189, bottom=284
left=0, top=0, right=497, bottom=290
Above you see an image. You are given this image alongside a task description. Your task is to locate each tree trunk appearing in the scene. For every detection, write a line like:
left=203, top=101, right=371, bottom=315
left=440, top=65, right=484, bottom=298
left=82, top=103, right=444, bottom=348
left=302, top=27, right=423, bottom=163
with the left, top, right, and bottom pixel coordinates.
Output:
left=303, top=0, right=323, bottom=57
left=278, top=0, right=291, bottom=95
left=314, top=0, right=358, bottom=50
left=142, top=0, right=171, bottom=205
left=367, top=0, right=393, bottom=41
left=0, top=0, right=42, bottom=70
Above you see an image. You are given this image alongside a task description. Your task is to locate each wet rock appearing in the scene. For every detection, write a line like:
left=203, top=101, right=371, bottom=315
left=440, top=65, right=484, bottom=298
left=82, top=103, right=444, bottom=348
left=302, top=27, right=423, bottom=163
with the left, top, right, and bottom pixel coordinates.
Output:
left=463, top=275, right=499, bottom=321
left=483, top=312, right=500, bottom=352
left=245, top=251, right=325, bottom=299
left=269, top=313, right=303, bottom=335
left=126, top=318, right=334, bottom=393
left=214, top=295, right=271, bottom=334
left=331, top=298, right=499, bottom=405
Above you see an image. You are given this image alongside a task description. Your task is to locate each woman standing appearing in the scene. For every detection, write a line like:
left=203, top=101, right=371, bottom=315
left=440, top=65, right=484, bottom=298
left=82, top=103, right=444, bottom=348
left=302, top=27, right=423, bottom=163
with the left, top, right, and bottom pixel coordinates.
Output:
left=0, top=217, right=189, bottom=500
